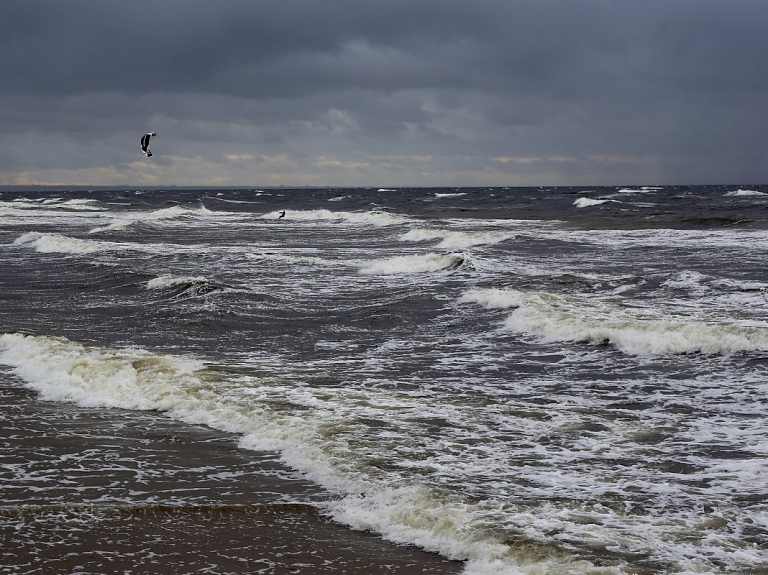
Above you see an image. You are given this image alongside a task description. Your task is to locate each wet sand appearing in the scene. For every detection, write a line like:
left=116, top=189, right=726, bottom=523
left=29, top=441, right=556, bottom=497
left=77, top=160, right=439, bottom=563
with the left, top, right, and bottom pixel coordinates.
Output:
left=0, top=374, right=465, bottom=574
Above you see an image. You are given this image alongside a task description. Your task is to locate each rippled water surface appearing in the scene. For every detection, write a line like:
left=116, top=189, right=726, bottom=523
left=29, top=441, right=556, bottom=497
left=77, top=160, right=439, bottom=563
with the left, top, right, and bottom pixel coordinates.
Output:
left=1, top=186, right=767, bottom=574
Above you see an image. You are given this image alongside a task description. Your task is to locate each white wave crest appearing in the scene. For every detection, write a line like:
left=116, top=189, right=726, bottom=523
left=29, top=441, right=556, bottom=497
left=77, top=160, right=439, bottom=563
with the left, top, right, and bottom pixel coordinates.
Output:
left=617, top=187, right=661, bottom=194
left=13, top=232, right=122, bottom=254
left=401, top=229, right=510, bottom=249
left=459, top=288, right=768, bottom=356
left=726, top=189, right=767, bottom=197
left=145, top=274, right=228, bottom=297
left=146, top=274, right=208, bottom=290
left=574, top=197, right=616, bottom=208
left=261, top=209, right=408, bottom=226
left=360, top=253, right=465, bottom=275
left=0, top=333, right=205, bottom=410
left=0, top=332, right=621, bottom=575
left=92, top=205, right=216, bottom=232
left=57, top=198, right=107, bottom=211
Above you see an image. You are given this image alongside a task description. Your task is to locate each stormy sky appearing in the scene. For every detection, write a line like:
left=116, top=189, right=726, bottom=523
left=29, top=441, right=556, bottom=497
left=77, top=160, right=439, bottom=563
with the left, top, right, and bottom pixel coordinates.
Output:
left=1, top=0, right=767, bottom=187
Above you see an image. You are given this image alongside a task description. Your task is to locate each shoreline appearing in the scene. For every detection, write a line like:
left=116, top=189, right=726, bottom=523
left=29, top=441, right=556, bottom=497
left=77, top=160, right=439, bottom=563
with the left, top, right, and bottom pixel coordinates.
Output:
left=0, top=373, right=465, bottom=574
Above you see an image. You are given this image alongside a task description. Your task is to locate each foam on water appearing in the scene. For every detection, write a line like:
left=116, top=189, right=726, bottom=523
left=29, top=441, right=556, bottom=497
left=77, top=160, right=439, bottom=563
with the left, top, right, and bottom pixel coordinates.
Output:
left=13, top=232, right=130, bottom=255
left=146, top=274, right=231, bottom=298
left=725, top=189, right=767, bottom=197
left=401, top=228, right=512, bottom=249
left=3, top=187, right=768, bottom=574
left=1, top=332, right=765, bottom=574
left=360, top=253, right=466, bottom=275
left=91, top=205, right=224, bottom=233
left=617, top=187, right=661, bottom=194
left=573, top=197, right=617, bottom=208
left=459, top=288, right=768, bottom=355
left=0, top=333, right=628, bottom=574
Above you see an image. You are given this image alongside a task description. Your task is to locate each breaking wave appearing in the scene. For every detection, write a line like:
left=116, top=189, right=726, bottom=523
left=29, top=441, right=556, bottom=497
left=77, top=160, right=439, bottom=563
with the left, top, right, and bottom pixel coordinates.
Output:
left=145, top=274, right=230, bottom=298
left=573, top=197, right=617, bottom=208
left=400, top=229, right=511, bottom=249
left=13, top=232, right=130, bottom=255
left=726, top=189, right=767, bottom=197
left=91, top=205, right=219, bottom=233
left=360, top=253, right=466, bottom=275
left=459, top=288, right=768, bottom=356
left=0, top=332, right=620, bottom=575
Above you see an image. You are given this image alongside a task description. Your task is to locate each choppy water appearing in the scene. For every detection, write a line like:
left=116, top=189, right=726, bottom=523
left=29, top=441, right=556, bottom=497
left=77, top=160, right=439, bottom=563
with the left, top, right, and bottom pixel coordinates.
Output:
left=1, top=186, right=767, bottom=574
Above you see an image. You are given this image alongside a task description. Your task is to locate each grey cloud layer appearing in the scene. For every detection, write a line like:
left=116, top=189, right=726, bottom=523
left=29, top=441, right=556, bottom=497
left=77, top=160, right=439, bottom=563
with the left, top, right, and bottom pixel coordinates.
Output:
left=1, top=1, right=767, bottom=185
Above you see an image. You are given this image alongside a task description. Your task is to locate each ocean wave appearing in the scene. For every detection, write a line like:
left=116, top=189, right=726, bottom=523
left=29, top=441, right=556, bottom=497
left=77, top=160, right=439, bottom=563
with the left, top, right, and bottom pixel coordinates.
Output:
left=91, top=205, right=218, bottom=233
left=360, top=253, right=466, bottom=275
left=573, top=197, right=618, bottom=208
left=260, top=209, right=409, bottom=227
left=400, top=229, right=511, bottom=249
left=0, top=332, right=623, bottom=575
left=13, top=232, right=127, bottom=255
left=725, top=189, right=767, bottom=197
left=617, top=187, right=661, bottom=194
left=5, top=197, right=105, bottom=211
left=459, top=288, right=768, bottom=356
left=145, top=274, right=229, bottom=297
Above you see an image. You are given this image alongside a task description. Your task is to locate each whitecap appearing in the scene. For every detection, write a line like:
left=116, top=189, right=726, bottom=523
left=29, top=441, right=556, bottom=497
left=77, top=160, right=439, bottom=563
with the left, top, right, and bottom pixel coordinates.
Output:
left=360, top=253, right=465, bottom=275
left=0, top=332, right=624, bottom=575
left=145, top=274, right=228, bottom=297
left=13, top=232, right=123, bottom=254
left=574, top=197, right=617, bottom=208
left=617, top=187, right=659, bottom=194
left=91, top=205, right=217, bottom=233
left=459, top=288, right=768, bottom=356
left=726, top=189, right=767, bottom=197
left=400, top=228, right=510, bottom=249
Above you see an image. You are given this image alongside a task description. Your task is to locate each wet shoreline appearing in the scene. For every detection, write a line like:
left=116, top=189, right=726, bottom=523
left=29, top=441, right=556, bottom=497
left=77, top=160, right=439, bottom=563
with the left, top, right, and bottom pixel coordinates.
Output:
left=0, top=373, right=465, bottom=574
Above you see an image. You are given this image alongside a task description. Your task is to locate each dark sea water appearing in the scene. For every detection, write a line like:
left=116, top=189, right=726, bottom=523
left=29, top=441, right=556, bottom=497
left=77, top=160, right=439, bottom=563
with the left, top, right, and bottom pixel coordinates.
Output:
left=1, top=186, right=767, bottom=574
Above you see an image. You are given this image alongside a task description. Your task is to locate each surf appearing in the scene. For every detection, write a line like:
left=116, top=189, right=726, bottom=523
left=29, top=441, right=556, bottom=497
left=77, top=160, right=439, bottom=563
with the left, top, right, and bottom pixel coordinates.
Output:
left=459, top=287, right=768, bottom=356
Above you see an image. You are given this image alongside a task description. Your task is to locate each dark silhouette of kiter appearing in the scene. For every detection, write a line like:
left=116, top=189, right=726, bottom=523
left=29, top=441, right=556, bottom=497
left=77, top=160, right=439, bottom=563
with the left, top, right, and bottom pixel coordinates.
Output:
left=278, top=210, right=285, bottom=219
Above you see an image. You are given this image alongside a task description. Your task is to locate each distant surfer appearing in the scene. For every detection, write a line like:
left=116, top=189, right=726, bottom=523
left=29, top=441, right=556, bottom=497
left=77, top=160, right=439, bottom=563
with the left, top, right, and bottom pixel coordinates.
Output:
left=278, top=210, right=285, bottom=219
left=141, top=132, right=156, bottom=157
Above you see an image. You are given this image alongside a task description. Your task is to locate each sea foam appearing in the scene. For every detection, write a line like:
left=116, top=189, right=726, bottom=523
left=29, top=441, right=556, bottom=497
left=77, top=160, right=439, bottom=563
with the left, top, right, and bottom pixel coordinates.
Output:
left=0, top=332, right=623, bottom=575
left=726, top=189, right=767, bottom=197
left=400, top=229, right=511, bottom=249
left=573, top=197, right=616, bottom=208
left=13, top=232, right=123, bottom=255
left=459, top=288, right=768, bottom=356
left=91, top=205, right=219, bottom=233
left=360, top=253, right=465, bottom=275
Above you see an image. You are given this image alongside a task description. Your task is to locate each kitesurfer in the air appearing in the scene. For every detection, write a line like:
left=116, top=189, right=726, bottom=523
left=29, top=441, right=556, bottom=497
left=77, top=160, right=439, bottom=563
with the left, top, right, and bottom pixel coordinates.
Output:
left=141, top=132, right=156, bottom=157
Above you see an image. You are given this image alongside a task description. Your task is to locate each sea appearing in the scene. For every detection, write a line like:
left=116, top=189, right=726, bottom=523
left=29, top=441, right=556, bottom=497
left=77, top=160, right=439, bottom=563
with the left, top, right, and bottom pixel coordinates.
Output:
left=0, top=185, right=766, bottom=574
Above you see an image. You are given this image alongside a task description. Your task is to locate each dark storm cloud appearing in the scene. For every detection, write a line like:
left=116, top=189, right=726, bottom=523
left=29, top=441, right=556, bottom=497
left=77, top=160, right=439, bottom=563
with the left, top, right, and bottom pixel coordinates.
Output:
left=1, top=0, right=768, bottom=185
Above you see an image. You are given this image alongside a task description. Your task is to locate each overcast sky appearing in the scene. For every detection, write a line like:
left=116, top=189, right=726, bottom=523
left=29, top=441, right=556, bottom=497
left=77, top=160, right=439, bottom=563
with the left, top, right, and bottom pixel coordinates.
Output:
left=1, top=0, right=767, bottom=187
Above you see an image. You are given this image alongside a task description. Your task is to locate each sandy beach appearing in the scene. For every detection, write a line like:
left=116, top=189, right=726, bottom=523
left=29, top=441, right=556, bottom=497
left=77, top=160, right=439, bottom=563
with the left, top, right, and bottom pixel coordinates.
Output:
left=0, top=372, right=464, bottom=574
